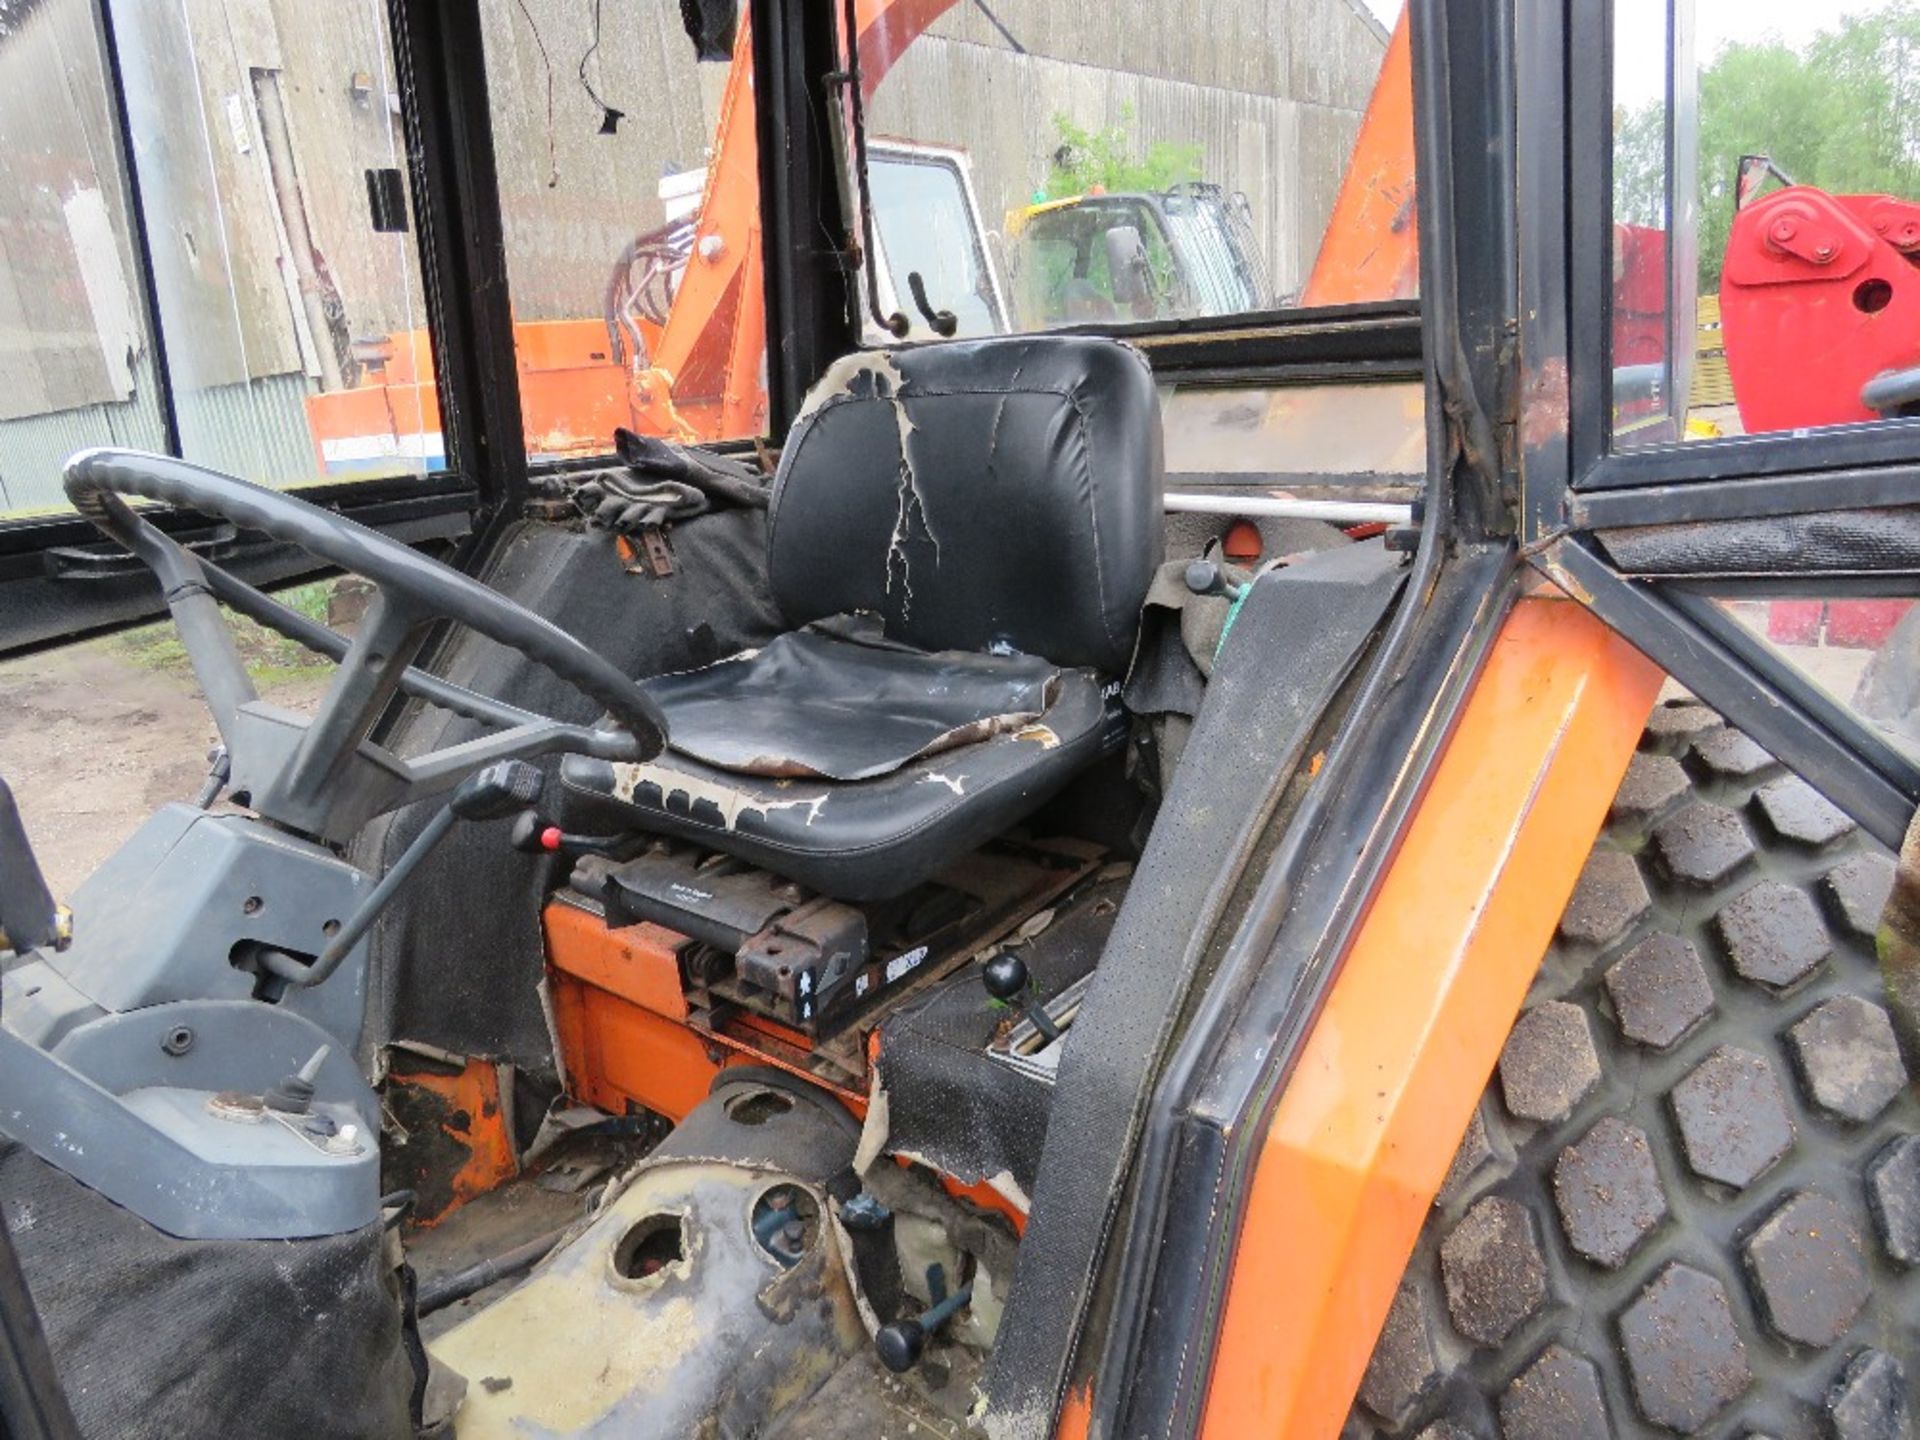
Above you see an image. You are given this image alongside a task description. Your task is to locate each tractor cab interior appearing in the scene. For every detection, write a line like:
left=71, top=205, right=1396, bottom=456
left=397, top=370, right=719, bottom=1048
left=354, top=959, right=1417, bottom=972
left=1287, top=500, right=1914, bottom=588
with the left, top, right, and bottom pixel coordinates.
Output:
left=11, top=0, right=1920, bottom=1435
left=0, top=330, right=1407, bottom=1437
left=0, top=1, right=1431, bottom=1436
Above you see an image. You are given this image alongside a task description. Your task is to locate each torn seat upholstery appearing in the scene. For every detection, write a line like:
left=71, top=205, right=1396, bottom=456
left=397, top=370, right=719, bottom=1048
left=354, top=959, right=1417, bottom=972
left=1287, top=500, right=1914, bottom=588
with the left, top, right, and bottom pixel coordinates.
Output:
left=562, top=335, right=1164, bottom=901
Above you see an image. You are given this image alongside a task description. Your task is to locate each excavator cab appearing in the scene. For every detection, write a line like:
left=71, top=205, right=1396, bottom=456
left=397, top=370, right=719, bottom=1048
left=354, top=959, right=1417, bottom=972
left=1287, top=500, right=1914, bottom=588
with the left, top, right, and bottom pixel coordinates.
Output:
left=3, top=2, right=1920, bottom=1438
left=1007, top=184, right=1271, bottom=326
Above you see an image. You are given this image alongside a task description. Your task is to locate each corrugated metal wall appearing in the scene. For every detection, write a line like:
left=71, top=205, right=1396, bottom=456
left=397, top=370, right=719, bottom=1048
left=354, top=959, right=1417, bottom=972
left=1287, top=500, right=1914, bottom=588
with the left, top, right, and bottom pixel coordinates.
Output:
left=0, top=355, right=165, bottom=514
left=0, top=357, right=317, bottom=512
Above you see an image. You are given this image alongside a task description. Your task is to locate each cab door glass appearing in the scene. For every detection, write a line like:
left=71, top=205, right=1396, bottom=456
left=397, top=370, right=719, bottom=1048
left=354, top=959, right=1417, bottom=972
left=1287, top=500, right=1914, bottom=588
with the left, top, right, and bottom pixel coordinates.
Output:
left=475, top=0, right=767, bottom=455
left=106, top=0, right=432, bottom=487
left=0, top=0, right=165, bottom=516
left=868, top=148, right=1007, bottom=338
left=1714, top=593, right=1920, bottom=762
left=1611, top=0, right=1920, bottom=446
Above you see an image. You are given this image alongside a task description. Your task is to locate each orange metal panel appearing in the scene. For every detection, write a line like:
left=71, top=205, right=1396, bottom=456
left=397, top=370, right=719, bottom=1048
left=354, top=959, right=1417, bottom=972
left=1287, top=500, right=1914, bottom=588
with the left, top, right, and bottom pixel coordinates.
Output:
left=545, top=904, right=689, bottom=1020
left=1300, top=9, right=1418, bottom=307
left=387, top=1058, right=520, bottom=1223
left=1199, top=595, right=1662, bottom=1439
left=550, top=969, right=722, bottom=1123
left=518, top=369, right=633, bottom=458
left=511, top=318, right=620, bottom=372
left=1055, top=1381, right=1094, bottom=1440
left=544, top=899, right=871, bottom=1118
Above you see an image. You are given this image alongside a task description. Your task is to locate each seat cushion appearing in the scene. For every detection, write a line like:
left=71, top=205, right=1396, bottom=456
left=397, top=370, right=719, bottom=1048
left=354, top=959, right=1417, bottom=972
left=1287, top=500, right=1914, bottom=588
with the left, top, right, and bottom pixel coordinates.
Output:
left=767, top=336, right=1164, bottom=672
left=560, top=667, right=1119, bottom=902
left=638, top=618, right=1063, bottom=782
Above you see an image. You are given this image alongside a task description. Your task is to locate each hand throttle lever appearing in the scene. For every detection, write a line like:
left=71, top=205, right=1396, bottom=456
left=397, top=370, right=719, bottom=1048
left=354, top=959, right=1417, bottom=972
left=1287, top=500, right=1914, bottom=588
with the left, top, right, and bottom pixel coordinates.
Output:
left=262, top=760, right=545, bottom=989
left=508, top=810, right=628, bottom=859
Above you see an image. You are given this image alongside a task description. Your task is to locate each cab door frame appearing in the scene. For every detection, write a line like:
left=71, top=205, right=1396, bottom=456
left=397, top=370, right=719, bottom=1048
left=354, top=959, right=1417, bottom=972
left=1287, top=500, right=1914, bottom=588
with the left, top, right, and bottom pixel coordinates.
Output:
left=1517, top=0, right=1920, bottom=848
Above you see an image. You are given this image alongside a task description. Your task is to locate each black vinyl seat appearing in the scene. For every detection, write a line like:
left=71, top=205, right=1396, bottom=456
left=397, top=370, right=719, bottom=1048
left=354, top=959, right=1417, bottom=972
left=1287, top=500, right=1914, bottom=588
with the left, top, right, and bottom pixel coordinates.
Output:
left=561, top=334, right=1164, bottom=902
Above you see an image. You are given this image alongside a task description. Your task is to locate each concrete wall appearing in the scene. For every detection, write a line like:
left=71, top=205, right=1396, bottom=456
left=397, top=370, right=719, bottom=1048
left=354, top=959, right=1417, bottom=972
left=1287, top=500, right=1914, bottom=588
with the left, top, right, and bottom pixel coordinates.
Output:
left=868, top=0, right=1388, bottom=300
left=478, top=0, right=730, bottom=321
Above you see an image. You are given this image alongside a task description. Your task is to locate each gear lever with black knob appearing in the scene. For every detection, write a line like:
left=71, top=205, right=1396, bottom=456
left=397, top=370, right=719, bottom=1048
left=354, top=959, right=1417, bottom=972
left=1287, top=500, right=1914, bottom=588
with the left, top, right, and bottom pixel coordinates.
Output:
left=875, top=1263, right=974, bottom=1373
left=982, top=951, right=1060, bottom=1043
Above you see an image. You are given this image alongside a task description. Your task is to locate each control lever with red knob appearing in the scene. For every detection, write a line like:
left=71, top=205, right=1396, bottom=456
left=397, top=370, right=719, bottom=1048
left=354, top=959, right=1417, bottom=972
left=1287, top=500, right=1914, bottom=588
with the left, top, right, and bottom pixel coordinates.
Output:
left=508, top=810, right=629, bottom=859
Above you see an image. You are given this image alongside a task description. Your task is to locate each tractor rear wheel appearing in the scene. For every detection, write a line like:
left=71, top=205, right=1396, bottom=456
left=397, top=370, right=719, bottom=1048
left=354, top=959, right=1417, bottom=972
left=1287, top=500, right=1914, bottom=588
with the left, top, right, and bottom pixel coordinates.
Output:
left=1345, top=700, right=1920, bottom=1439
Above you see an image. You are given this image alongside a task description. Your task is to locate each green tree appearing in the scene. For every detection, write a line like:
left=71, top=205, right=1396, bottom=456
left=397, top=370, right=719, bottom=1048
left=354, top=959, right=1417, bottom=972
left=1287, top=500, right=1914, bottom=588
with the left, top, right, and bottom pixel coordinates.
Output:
left=1617, top=3, right=1920, bottom=290
left=1613, top=101, right=1671, bottom=229
left=1043, top=104, right=1203, bottom=198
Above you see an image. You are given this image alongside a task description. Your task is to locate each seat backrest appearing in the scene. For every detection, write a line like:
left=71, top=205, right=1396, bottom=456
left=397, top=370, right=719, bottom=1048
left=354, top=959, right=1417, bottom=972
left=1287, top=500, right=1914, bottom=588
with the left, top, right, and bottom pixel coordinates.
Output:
left=766, top=335, right=1164, bottom=673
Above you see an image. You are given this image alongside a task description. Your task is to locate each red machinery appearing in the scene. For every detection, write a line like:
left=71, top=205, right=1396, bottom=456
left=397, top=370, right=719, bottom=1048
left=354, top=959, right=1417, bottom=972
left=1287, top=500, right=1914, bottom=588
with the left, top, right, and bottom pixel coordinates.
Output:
left=1717, top=179, right=1920, bottom=655
left=1720, top=184, right=1920, bottom=433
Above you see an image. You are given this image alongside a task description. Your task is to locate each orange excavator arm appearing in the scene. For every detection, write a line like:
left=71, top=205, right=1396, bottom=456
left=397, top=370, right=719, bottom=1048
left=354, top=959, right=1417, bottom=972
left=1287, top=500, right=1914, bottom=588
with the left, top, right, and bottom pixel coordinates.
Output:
left=309, top=3, right=1415, bottom=462
left=654, top=0, right=1415, bottom=439
left=1300, top=8, right=1418, bottom=308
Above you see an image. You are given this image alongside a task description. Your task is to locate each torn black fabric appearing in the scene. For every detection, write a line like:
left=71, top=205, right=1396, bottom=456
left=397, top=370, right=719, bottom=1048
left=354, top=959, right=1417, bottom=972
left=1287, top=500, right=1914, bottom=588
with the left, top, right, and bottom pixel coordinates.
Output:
left=1, top=1144, right=414, bottom=1440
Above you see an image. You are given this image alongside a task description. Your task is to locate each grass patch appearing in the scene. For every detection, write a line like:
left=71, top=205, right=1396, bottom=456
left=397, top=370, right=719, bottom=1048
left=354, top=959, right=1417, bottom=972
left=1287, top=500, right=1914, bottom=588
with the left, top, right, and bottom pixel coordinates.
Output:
left=114, top=579, right=338, bottom=695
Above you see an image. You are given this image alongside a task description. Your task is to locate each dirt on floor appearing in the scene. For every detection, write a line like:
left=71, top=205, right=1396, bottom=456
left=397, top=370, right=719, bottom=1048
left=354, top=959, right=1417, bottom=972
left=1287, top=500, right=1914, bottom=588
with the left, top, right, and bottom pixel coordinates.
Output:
left=0, top=636, right=327, bottom=900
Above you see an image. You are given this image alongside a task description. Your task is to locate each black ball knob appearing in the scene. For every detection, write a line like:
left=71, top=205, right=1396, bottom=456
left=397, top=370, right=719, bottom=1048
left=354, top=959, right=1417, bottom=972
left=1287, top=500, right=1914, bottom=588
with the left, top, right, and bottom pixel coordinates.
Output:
left=1184, top=557, right=1223, bottom=596
left=875, top=1318, right=928, bottom=1373
left=982, top=951, right=1030, bottom=1002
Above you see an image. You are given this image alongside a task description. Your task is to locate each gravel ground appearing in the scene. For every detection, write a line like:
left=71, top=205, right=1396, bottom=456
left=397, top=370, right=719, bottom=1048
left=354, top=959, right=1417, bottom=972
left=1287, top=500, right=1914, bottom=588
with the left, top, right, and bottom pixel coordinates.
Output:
left=0, top=638, right=325, bottom=899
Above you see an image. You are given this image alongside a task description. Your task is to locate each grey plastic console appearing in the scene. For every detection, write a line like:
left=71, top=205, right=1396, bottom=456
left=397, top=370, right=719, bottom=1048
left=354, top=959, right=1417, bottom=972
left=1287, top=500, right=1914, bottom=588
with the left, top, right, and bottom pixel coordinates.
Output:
left=0, top=805, right=383, bottom=1239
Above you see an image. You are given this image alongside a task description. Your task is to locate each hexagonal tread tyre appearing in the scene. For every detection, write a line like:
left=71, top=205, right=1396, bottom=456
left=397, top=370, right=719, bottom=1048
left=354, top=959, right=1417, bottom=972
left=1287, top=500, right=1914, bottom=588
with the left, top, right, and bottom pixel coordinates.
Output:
left=1347, top=708, right=1920, bottom=1439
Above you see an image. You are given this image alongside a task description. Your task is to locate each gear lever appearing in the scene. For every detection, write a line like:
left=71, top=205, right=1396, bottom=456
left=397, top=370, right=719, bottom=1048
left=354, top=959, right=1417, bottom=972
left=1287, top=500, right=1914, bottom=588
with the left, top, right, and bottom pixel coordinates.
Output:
left=260, top=760, right=545, bottom=989
left=875, top=1263, right=974, bottom=1373
left=982, top=951, right=1060, bottom=1044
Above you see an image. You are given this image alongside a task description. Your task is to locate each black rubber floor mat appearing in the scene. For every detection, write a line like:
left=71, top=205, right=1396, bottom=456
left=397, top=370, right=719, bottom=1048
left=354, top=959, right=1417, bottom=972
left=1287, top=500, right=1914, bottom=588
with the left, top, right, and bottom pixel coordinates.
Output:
left=1346, top=700, right=1920, bottom=1439
left=875, top=872, right=1129, bottom=1197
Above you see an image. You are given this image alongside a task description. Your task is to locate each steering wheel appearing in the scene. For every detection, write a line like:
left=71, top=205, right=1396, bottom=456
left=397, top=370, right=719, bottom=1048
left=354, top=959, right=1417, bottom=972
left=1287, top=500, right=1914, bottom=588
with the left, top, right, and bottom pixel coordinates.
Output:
left=65, top=449, right=668, bottom=844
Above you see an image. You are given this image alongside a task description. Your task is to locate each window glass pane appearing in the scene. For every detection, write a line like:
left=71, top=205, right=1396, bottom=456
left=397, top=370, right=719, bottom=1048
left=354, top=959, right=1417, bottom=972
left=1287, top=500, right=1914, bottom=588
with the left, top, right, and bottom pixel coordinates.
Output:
left=1154, top=381, right=1421, bottom=583
left=1160, top=381, right=1424, bottom=484
left=478, top=0, right=764, bottom=454
left=0, top=0, right=165, bottom=517
left=870, top=148, right=1007, bottom=337
left=1613, top=0, right=1920, bottom=449
left=856, top=0, right=1416, bottom=342
left=107, top=0, right=433, bottom=485
left=1718, top=596, right=1920, bottom=761
left=0, top=579, right=334, bottom=903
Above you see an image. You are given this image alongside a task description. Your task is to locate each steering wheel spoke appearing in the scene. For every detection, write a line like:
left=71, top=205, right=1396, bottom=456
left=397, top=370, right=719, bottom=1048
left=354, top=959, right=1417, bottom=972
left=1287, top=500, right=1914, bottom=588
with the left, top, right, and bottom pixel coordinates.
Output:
left=197, top=563, right=549, bottom=731
left=276, top=589, right=429, bottom=802
left=89, top=489, right=259, bottom=735
left=64, top=449, right=668, bottom=843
